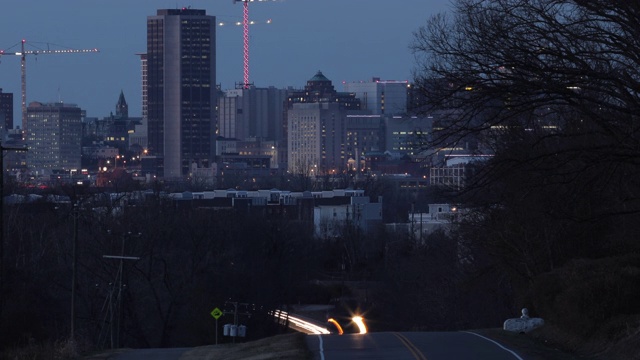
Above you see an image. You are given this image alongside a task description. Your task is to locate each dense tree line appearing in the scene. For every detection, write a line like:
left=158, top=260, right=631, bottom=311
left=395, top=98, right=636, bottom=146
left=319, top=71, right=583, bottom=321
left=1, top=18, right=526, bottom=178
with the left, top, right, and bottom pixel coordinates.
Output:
left=410, top=0, right=640, bottom=356
left=0, top=190, right=325, bottom=352
left=0, top=180, right=507, bottom=355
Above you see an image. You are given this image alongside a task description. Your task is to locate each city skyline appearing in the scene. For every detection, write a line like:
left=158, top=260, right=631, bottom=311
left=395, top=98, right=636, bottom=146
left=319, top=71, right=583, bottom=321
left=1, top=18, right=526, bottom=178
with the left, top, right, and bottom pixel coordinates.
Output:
left=0, top=0, right=449, bottom=126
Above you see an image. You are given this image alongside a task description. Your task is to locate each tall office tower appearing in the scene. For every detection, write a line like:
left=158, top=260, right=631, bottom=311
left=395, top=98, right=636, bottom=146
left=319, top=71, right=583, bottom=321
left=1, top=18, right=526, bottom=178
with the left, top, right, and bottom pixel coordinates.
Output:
left=218, top=87, right=288, bottom=142
left=345, top=114, right=385, bottom=171
left=138, top=53, right=148, bottom=122
left=0, top=89, right=14, bottom=131
left=146, top=8, right=216, bottom=178
left=288, top=102, right=347, bottom=175
left=287, top=71, right=362, bottom=175
left=218, top=86, right=289, bottom=169
left=343, top=78, right=409, bottom=115
left=385, top=114, right=433, bottom=156
left=25, top=102, right=82, bottom=173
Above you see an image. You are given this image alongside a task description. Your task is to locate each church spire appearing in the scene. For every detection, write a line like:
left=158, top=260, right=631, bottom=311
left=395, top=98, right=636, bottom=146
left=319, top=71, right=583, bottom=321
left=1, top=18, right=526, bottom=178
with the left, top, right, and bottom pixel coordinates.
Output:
left=116, top=90, right=128, bottom=118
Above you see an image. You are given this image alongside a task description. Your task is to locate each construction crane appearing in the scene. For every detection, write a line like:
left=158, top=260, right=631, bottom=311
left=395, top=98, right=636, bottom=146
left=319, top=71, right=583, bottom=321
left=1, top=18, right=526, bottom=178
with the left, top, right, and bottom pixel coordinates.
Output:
left=0, top=39, right=99, bottom=127
left=232, top=0, right=277, bottom=89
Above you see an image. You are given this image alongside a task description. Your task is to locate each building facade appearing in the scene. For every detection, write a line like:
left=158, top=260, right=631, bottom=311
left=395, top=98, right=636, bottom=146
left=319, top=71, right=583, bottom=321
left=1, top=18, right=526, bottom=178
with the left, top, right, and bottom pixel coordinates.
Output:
left=25, top=102, right=82, bottom=174
left=345, top=114, right=385, bottom=172
left=385, top=115, right=432, bottom=156
left=288, top=102, right=347, bottom=175
left=218, top=86, right=288, bottom=142
left=287, top=71, right=361, bottom=175
left=0, top=88, right=13, bottom=132
left=218, top=86, right=288, bottom=170
left=343, top=78, right=409, bottom=115
left=146, top=8, right=216, bottom=179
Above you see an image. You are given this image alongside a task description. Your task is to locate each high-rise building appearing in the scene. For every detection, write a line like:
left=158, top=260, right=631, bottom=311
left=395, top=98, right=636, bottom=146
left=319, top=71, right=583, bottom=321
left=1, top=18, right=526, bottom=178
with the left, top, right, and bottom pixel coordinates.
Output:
left=287, top=71, right=362, bottom=174
left=218, top=86, right=289, bottom=170
left=26, top=101, right=82, bottom=173
left=138, top=53, right=148, bottom=122
left=288, top=102, right=346, bottom=175
left=218, top=86, right=288, bottom=142
left=385, top=115, right=432, bottom=156
left=343, top=78, right=409, bottom=115
left=146, top=8, right=216, bottom=178
left=0, top=88, right=13, bottom=132
left=346, top=114, right=385, bottom=171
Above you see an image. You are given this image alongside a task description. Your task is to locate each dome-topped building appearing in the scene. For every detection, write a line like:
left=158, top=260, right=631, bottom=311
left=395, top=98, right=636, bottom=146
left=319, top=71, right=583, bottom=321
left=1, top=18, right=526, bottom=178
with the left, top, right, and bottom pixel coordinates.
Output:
left=286, top=71, right=364, bottom=175
left=287, top=70, right=361, bottom=110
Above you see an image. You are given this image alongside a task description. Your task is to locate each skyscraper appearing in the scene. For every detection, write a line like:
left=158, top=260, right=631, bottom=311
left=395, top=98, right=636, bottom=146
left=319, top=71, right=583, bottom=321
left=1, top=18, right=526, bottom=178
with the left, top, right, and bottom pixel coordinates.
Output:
left=343, top=78, right=409, bottom=115
left=146, top=8, right=216, bottom=179
left=287, top=71, right=362, bottom=174
left=25, top=102, right=82, bottom=174
left=218, top=87, right=288, bottom=142
left=0, top=89, right=13, bottom=132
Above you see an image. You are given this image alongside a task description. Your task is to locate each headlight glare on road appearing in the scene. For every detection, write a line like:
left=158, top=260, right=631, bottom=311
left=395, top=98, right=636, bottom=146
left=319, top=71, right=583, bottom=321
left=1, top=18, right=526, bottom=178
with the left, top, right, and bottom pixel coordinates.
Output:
left=327, top=318, right=344, bottom=335
left=352, top=316, right=367, bottom=334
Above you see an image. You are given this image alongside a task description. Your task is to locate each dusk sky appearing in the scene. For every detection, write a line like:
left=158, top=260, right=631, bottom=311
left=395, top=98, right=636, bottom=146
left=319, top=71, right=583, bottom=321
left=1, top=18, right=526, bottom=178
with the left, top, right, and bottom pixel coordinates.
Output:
left=0, top=0, right=450, bottom=125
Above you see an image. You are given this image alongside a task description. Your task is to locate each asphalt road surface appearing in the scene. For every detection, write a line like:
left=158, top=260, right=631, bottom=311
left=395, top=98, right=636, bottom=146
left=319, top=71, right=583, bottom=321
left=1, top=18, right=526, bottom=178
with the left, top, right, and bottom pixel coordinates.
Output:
left=112, top=348, right=190, bottom=360
left=306, top=331, right=525, bottom=360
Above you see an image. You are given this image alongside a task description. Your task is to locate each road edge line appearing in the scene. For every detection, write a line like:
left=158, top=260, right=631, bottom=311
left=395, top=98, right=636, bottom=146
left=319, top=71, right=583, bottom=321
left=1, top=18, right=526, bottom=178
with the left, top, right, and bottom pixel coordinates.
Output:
left=316, top=335, right=325, bottom=360
left=462, top=331, right=524, bottom=360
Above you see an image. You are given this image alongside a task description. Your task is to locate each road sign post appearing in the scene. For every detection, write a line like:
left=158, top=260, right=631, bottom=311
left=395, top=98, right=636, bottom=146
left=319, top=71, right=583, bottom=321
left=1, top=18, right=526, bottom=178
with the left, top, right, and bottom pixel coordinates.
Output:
left=210, top=307, right=223, bottom=345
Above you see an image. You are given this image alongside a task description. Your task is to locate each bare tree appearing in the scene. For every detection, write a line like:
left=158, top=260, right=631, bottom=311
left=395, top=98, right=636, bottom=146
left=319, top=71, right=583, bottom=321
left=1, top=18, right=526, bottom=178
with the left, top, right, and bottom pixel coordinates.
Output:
left=410, top=2, right=640, bottom=346
left=412, top=0, right=640, bottom=234
left=290, top=157, right=318, bottom=192
left=412, top=0, right=640, bottom=169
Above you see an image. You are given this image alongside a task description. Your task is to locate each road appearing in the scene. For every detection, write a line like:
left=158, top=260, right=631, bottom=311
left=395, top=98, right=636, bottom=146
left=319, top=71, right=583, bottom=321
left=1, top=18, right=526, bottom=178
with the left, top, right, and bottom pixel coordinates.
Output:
left=306, top=331, right=525, bottom=360
left=111, top=348, right=190, bottom=360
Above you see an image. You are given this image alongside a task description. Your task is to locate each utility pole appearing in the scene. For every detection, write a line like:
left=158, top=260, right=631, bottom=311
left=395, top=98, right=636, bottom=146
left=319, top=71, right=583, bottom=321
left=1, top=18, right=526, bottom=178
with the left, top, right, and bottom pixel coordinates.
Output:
left=223, top=301, right=252, bottom=343
left=102, top=232, right=140, bottom=348
left=69, top=187, right=87, bottom=347
left=0, top=141, right=27, bottom=318
left=70, top=202, right=79, bottom=344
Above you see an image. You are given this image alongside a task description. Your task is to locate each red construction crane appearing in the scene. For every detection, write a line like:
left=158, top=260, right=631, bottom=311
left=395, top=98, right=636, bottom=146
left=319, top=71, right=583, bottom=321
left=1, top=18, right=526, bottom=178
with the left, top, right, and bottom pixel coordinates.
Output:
left=232, top=0, right=277, bottom=89
left=0, top=40, right=99, bottom=128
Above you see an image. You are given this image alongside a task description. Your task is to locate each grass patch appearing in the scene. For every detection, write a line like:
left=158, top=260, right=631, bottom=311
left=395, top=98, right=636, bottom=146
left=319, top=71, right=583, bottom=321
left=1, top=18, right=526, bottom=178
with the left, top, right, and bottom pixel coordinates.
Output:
left=179, top=333, right=311, bottom=360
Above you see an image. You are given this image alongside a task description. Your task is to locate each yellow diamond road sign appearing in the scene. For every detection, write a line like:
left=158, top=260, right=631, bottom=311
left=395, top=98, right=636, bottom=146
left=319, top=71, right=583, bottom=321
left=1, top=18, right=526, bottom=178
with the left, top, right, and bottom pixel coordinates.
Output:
left=210, top=307, right=223, bottom=320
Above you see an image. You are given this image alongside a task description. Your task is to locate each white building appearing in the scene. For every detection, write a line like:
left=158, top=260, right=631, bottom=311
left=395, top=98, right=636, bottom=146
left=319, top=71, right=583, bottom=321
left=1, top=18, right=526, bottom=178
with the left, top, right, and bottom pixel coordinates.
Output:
left=313, top=190, right=383, bottom=238
left=287, top=102, right=347, bottom=174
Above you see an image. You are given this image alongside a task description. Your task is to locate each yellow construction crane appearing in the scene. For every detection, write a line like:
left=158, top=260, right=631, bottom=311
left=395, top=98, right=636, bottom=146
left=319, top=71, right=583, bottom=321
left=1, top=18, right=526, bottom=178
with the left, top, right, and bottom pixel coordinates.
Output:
left=0, top=39, right=99, bottom=127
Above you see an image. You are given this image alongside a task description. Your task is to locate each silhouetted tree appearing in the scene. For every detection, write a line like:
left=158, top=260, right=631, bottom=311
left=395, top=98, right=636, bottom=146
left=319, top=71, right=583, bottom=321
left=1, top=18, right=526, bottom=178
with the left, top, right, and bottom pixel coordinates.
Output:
left=412, top=0, right=640, bottom=267
left=411, top=0, right=640, bottom=350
